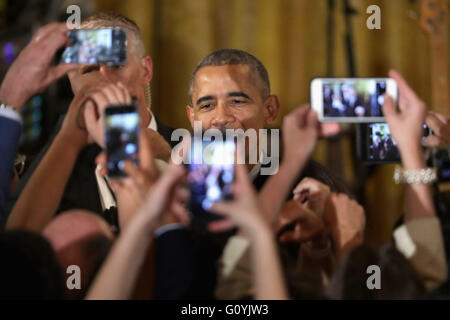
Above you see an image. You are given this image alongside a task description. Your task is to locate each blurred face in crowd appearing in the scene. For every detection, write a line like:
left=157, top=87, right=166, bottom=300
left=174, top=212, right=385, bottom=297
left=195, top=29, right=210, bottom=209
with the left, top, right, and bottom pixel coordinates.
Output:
left=187, top=64, right=279, bottom=133
left=67, top=36, right=153, bottom=126
left=342, top=84, right=357, bottom=101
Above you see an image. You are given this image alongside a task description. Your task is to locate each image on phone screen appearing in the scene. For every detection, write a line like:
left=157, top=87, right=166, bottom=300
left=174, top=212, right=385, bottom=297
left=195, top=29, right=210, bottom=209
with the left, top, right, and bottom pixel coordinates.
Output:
left=105, top=106, right=139, bottom=178
left=368, top=123, right=400, bottom=162
left=187, top=138, right=236, bottom=222
left=61, top=28, right=127, bottom=65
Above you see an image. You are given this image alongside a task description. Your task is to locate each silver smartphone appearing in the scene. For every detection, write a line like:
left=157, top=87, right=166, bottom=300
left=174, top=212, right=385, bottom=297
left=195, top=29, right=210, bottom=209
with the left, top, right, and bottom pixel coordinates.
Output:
left=61, top=28, right=127, bottom=65
left=310, top=78, right=398, bottom=123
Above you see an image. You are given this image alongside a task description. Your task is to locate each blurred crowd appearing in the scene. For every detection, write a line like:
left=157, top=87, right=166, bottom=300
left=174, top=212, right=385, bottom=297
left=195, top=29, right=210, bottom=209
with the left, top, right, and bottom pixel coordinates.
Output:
left=0, top=12, right=449, bottom=300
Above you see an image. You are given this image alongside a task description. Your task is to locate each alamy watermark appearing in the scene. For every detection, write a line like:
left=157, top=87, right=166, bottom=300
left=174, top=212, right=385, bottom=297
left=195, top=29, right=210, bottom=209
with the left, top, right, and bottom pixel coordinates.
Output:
left=366, top=264, right=381, bottom=290
left=66, top=5, right=81, bottom=29
left=366, top=5, right=381, bottom=30
left=66, top=265, right=81, bottom=290
left=170, top=121, right=280, bottom=176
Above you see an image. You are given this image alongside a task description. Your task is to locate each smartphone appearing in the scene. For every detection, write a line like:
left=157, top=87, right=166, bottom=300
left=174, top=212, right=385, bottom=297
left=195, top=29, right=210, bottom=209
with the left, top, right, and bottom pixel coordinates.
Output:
left=186, top=137, right=236, bottom=222
left=310, top=78, right=398, bottom=123
left=358, top=123, right=431, bottom=163
left=61, top=28, right=127, bottom=65
left=104, top=105, right=139, bottom=178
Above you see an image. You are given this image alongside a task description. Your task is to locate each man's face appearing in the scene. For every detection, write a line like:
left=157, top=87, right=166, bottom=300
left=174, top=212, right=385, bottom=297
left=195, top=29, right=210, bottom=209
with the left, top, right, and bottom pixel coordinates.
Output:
left=187, top=65, right=278, bottom=132
left=68, top=37, right=152, bottom=124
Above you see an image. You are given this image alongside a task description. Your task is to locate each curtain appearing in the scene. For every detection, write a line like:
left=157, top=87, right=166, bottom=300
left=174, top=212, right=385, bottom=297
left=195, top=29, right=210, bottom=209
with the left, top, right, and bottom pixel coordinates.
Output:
left=94, top=0, right=449, bottom=244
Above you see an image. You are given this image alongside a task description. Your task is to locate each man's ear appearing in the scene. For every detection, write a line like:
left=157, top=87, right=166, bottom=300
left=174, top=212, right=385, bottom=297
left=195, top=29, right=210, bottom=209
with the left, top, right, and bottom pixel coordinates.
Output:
left=140, top=56, right=153, bottom=85
left=264, top=95, right=280, bottom=125
left=186, top=104, right=195, bottom=128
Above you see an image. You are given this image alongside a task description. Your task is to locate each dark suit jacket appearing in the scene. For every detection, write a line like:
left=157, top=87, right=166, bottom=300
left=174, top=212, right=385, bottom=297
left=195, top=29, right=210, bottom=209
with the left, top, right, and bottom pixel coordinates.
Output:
left=0, top=115, right=22, bottom=228
left=5, top=114, right=176, bottom=228
left=155, top=117, right=177, bottom=148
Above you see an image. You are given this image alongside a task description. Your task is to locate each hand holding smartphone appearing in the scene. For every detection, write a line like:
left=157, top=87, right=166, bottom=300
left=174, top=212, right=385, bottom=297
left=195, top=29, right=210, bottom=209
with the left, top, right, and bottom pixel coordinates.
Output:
left=186, top=137, right=236, bottom=223
left=310, top=78, right=398, bottom=123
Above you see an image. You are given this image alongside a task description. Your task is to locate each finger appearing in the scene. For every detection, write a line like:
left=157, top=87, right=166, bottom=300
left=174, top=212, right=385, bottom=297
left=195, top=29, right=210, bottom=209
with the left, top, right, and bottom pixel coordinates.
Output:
left=279, top=231, right=300, bottom=244
left=428, top=111, right=450, bottom=125
left=155, top=162, right=186, bottom=191
left=389, top=69, right=418, bottom=103
left=382, top=94, right=397, bottom=121
left=117, top=82, right=132, bottom=103
left=40, top=25, right=70, bottom=53
left=423, top=135, right=450, bottom=148
left=306, top=109, right=318, bottom=128
left=44, top=63, right=78, bottom=86
left=33, top=22, right=67, bottom=42
left=123, top=160, right=150, bottom=189
left=207, top=218, right=236, bottom=233
left=109, top=180, right=125, bottom=193
left=95, top=152, right=108, bottom=176
left=234, top=163, right=252, bottom=191
left=169, top=204, right=190, bottom=225
left=293, top=192, right=308, bottom=204
left=293, top=105, right=310, bottom=128
left=426, top=112, right=450, bottom=138
left=174, top=186, right=190, bottom=205
left=96, top=152, right=107, bottom=166
left=319, top=122, right=340, bottom=137
left=83, top=100, right=98, bottom=130
left=209, top=201, right=232, bottom=217
left=101, top=85, right=123, bottom=105
left=89, top=90, right=110, bottom=116
left=293, top=177, right=318, bottom=196
left=293, top=177, right=310, bottom=193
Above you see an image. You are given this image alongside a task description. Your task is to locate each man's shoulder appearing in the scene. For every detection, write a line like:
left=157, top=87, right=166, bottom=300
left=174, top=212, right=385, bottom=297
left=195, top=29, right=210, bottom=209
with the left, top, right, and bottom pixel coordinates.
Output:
left=154, top=117, right=178, bottom=148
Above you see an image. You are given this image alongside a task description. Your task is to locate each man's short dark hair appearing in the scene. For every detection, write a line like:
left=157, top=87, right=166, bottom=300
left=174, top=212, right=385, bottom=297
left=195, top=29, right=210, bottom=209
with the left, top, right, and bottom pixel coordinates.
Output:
left=189, top=49, right=271, bottom=103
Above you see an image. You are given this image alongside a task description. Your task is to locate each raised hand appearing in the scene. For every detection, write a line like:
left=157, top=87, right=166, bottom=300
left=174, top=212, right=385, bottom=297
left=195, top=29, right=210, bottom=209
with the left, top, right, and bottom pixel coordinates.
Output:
left=0, top=23, right=76, bottom=109
left=382, top=70, right=427, bottom=157
left=210, top=164, right=267, bottom=235
left=84, top=82, right=133, bottom=148
left=282, top=104, right=319, bottom=166
left=293, top=177, right=331, bottom=217
left=96, top=129, right=188, bottom=229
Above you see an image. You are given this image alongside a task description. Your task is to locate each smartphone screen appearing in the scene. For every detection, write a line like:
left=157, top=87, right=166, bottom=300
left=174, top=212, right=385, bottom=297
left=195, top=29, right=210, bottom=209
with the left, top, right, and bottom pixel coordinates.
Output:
left=61, top=28, right=127, bottom=65
left=104, top=105, right=139, bottom=178
left=311, top=78, right=398, bottom=123
left=186, top=138, right=236, bottom=222
left=367, top=123, right=400, bottom=162
left=361, top=123, right=431, bottom=163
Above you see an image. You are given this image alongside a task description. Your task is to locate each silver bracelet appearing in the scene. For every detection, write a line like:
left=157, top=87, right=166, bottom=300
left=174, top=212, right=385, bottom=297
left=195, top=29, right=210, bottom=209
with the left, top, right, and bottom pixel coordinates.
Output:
left=393, top=166, right=437, bottom=185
